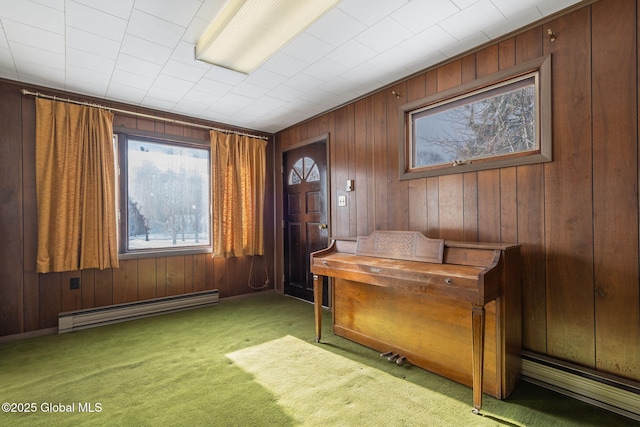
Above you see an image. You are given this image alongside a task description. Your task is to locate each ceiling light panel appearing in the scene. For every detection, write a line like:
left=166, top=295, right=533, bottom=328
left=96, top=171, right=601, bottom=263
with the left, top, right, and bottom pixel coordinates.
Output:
left=196, top=0, right=340, bottom=74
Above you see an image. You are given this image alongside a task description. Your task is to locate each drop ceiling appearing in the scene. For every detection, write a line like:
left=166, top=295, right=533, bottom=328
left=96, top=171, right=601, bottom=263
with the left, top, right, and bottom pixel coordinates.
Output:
left=0, top=0, right=583, bottom=133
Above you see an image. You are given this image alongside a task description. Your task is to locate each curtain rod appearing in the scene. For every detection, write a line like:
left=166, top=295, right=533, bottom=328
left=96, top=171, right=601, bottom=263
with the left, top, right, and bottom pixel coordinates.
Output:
left=20, top=89, right=269, bottom=141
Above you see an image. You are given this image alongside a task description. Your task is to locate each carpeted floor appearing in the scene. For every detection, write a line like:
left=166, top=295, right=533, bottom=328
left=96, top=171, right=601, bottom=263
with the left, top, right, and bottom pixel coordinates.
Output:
left=0, top=292, right=637, bottom=426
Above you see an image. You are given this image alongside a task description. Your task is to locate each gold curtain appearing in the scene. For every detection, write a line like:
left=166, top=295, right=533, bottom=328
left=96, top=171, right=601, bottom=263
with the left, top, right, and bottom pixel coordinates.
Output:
left=35, top=98, right=119, bottom=273
left=211, top=131, right=267, bottom=258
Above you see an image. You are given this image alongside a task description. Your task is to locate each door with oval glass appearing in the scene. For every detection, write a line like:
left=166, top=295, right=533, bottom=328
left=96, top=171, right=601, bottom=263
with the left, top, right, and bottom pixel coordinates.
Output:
left=283, top=140, right=328, bottom=305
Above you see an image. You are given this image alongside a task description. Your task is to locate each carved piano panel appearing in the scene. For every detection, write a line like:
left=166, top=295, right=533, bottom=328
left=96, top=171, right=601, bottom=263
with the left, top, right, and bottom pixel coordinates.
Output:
left=310, top=231, right=522, bottom=413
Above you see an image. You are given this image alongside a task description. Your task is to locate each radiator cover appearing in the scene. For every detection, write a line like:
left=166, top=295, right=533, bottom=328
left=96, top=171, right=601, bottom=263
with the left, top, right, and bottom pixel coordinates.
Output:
left=58, top=290, right=219, bottom=333
left=522, top=351, right=640, bottom=422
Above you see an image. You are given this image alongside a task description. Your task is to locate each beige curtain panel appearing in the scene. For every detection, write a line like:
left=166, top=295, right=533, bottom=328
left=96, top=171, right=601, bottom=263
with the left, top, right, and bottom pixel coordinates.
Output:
left=211, top=131, right=267, bottom=258
left=35, top=98, right=119, bottom=273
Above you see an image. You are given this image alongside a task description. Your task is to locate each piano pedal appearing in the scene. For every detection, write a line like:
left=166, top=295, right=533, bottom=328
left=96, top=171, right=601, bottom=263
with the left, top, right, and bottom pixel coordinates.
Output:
left=387, top=353, right=399, bottom=362
left=395, top=356, right=406, bottom=366
left=380, top=351, right=393, bottom=358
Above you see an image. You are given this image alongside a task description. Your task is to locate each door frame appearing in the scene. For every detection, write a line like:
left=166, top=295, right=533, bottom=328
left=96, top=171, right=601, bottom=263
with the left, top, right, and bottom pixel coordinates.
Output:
left=276, top=133, right=331, bottom=303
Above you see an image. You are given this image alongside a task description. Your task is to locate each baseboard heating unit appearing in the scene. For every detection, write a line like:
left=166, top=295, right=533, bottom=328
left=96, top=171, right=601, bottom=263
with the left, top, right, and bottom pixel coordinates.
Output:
left=521, top=351, right=640, bottom=421
left=58, top=290, right=219, bottom=334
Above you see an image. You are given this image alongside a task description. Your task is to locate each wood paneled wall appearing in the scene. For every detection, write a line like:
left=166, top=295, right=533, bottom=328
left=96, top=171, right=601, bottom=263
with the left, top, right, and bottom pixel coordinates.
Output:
left=275, top=0, right=640, bottom=382
left=0, top=81, right=275, bottom=336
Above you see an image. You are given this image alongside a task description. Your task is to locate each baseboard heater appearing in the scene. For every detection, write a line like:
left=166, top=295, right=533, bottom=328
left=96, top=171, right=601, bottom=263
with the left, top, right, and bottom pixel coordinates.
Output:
left=58, top=290, right=219, bottom=334
left=521, top=351, right=640, bottom=422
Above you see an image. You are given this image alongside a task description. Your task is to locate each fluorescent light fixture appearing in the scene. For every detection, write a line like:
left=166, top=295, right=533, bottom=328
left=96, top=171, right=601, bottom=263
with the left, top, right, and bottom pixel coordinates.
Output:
left=195, top=0, right=340, bottom=74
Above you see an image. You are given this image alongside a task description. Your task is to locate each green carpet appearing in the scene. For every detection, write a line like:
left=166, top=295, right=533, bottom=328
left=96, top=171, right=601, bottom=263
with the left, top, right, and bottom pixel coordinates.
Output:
left=0, top=293, right=637, bottom=426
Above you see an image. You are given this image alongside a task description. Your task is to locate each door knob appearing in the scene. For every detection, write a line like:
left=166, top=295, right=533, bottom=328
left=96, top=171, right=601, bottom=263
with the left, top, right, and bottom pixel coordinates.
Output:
left=318, top=223, right=328, bottom=229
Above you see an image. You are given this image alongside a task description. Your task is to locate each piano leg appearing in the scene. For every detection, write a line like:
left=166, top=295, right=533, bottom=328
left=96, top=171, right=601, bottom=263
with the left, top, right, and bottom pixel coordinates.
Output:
left=471, top=305, right=486, bottom=414
left=313, top=274, right=323, bottom=342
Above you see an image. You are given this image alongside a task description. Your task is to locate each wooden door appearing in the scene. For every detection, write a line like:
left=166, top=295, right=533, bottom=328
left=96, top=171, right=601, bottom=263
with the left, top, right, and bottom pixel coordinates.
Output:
left=283, top=141, right=329, bottom=305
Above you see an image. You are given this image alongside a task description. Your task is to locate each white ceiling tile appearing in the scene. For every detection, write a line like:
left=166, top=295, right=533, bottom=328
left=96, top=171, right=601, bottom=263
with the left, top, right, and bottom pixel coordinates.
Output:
left=18, top=63, right=65, bottom=86
left=391, top=0, right=458, bottom=34
left=1, top=0, right=64, bottom=33
left=231, top=81, right=270, bottom=99
left=121, top=34, right=173, bottom=65
left=153, top=74, right=194, bottom=93
left=0, top=22, right=8, bottom=49
left=110, top=68, right=154, bottom=91
left=183, top=88, right=221, bottom=105
left=106, top=82, right=147, bottom=104
left=261, top=53, right=309, bottom=78
left=440, top=0, right=504, bottom=40
left=0, top=48, right=18, bottom=80
left=141, top=95, right=177, bottom=111
left=162, top=59, right=207, bottom=82
left=281, top=73, right=325, bottom=93
left=491, top=0, right=541, bottom=17
left=171, top=99, right=210, bottom=116
left=66, top=27, right=121, bottom=60
left=171, top=41, right=208, bottom=66
left=483, top=7, right=543, bottom=40
left=306, top=7, right=367, bottom=47
left=0, top=0, right=584, bottom=132
left=2, top=19, right=64, bottom=53
left=303, top=57, right=348, bottom=82
left=32, top=0, right=64, bottom=12
left=115, top=53, right=162, bottom=78
left=338, top=0, right=407, bottom=26
left=191, top=78, right=232, bottom=97
left=219, top=92, right=254, bottom=108
left=145, top=84, right=186, bottom=103
left=71, top=0, right=134, bottom=20
left=355, top=16, right=413, bottom=53
left=66, top=1, right=128, bottom=41
left=399, top=25, right=457, bottom=58
left=67, top=48, right=115, bottom=73
left=134, top=0, right=202, bottom=27
left=203, top=65, right=246, bottom=85
left=403, top=51, right=448, bottom=74
left=11, top=42, right=65, bottom=69
left=183, top=16, right=209, bottom=45
left=440, top=31, right=490, bottom=58
left=325, top=39, right=377, bottom=70
left=126, top=9, right=185, bottom=48
left=451, top=0, right=479, bottom=9
left=266, top=85, right=304, bottom=103
left=66, top=64, right=111, bottom=87
left=280, top=33, right=334, bottom=65
left=243, top=68, right=288, bottom=88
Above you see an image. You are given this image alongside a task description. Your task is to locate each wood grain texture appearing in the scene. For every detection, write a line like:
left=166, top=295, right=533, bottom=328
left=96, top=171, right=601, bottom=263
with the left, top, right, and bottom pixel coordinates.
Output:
left=273, top=3, right=640, bottom=384
left=0, top=79, right=273, bottom=336
left=592, top=0, right=640, bottom=379
left=543, top=7, right=595, bottom=367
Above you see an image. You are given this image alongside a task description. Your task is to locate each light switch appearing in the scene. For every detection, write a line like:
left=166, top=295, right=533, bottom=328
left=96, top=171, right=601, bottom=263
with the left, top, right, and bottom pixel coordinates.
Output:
left=338, top=195, right=347, bottom=207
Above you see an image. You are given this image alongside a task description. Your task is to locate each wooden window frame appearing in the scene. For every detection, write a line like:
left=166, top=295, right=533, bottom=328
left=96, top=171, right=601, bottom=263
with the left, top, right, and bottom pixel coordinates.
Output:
left=399, top=55, right=552, bottom=180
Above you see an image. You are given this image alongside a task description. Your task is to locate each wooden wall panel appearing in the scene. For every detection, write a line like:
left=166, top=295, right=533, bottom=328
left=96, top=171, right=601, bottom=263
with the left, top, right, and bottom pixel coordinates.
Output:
left=592, top=0, right=640, bottom=379
left=386, top=82, right=409, bottom=232
left=273, top=0, right=640, bottom=385
left=543, top=7, right=595, bottom=367
left=406, top=75, right=428, bottom=235
left=515, top=27, right=547, bottom=353
left=0, top=79, right=275, bottom=338
left=0, top=81, right=23, bottom=336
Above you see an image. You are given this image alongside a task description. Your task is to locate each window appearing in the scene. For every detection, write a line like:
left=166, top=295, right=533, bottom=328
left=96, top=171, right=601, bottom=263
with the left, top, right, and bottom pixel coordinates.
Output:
left=399, top=55, right=551, bottom=179
left=116, top=132, right=211, bottom=254
left=288, top=156, right=320, bottom=185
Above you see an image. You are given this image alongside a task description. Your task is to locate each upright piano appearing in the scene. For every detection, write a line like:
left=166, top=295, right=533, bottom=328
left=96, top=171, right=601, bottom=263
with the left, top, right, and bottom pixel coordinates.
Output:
left=310, top=231, right=521, bottom=413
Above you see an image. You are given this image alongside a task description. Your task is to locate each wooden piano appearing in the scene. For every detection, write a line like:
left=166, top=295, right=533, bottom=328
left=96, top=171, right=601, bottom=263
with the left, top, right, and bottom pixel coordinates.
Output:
left=310, top=231, right=521, bottom=413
